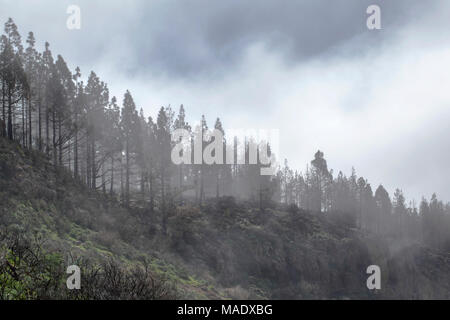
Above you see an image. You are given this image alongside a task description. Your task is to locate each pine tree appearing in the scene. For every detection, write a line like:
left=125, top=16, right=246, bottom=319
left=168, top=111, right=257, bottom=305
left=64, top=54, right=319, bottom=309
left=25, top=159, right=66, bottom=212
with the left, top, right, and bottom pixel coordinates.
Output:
left=173, top=104, right=191, bottom=200
left=120, top=90, right=138, bottom=206
left=156, top=106, right=172, bottom=232
left=310, top=150, right=331, bottom=212
left=375, top=184, right=392, bottom=234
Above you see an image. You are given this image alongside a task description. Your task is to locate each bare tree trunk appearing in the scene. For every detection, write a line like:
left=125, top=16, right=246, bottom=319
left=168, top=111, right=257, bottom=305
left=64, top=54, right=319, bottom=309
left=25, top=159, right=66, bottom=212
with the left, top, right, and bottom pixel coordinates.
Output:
left=110, top=156, right=114, bottom=195
left=52, top=109, right=57, bottom=166
left=86, top=135, right=90, bottom=187
left=28, top=93, right=32, bottom=148
left=125, top=137, right=130, bottom=206
left=58, top=115, right=62, bottom=166
left=68, top=138, right=71, bottom=171
left=161, top=165, right=167, bottom=234
left=38, top=95, right=42, bottom=151
left=7, top=88, right=13, bottom=140
left=149, top=170, right=154, bottom=212
left=140, top=169, right=144, bottom=199
left=91, top=139, right=96, bottom=189
left=120, top=153, right=124, bottom=204
left=74, top=115, right=78, bottom=178
left=102, top=162, right=106, bottom=194
left=1, top=80, right=6, bottom=137
left=21, top=97, right=25, bottom=146
left=46, top=104, right=50, bottom=156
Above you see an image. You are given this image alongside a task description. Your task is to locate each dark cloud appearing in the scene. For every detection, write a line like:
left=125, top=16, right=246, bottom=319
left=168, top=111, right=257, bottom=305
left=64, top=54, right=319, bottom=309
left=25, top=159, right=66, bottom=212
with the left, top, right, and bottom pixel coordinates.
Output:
left=116, top=0, right=433, bottom=77
left=1, top=0, right=432, bottom=79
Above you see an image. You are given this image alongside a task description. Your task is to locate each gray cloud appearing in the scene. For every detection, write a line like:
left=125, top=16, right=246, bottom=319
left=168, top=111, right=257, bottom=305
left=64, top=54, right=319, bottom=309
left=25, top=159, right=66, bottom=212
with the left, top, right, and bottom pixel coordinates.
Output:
left=1, top=0, right=434, bottom=78
left=106, top=0, right=435, bottom=78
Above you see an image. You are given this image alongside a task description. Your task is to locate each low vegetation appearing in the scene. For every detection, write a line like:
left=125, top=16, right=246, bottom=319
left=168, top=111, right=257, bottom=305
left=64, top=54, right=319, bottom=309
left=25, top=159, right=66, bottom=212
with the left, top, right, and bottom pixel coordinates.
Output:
left=1, top=137, right=449, bottom=299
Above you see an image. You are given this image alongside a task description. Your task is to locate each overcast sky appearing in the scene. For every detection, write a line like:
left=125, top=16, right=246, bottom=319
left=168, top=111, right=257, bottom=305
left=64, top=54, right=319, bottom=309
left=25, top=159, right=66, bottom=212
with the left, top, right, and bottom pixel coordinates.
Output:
left=1, top=0, right=450, bottom=202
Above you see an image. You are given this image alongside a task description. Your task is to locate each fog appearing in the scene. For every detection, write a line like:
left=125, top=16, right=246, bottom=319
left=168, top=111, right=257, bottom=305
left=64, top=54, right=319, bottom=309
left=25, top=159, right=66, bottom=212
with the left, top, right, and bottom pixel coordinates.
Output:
left=1, top=0, right=449, bottom=202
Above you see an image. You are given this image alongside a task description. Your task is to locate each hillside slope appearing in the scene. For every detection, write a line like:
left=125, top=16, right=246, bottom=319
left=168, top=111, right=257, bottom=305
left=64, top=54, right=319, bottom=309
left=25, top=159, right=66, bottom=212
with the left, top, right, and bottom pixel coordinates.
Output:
left=0, top=137, right=221, bottom=299
left=0, top=137, right=449, bottom=299
left=166, top=199, right=450, bottom=299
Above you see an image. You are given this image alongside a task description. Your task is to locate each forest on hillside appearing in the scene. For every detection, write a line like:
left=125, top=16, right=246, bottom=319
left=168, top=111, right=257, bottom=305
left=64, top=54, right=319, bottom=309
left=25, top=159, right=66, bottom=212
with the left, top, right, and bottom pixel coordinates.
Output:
left=1, top=16, right=450, bottom=258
